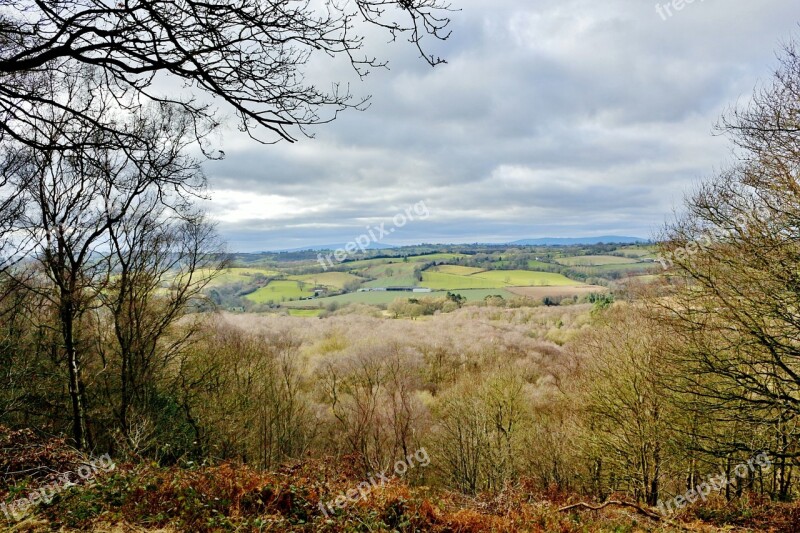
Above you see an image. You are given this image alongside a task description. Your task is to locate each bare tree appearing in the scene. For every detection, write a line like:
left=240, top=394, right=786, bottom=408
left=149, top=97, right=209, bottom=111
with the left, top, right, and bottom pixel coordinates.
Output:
left=655, top=40, right=800, bottom=499
left=577, top=304, right=680, bottom=506
left=432, top=371, right=529, bottom=494
left=98, top=197, right=223, bottom=450
left=0, top=69, right=207, bottom=449
left=0, top=0, right=453, bottom=148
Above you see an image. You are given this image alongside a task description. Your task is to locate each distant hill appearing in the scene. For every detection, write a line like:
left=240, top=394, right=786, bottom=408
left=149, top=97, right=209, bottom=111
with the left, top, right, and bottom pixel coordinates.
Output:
left=266, top=237, right=649, bottom=252
left=275, top=242, right=396, bottom=252
left=509, top=236, right=648, bottom=246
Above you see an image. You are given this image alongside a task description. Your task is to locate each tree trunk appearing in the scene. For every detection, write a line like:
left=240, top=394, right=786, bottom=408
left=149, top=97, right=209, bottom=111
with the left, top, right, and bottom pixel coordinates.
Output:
left=61, top=295, right=89, bottom=450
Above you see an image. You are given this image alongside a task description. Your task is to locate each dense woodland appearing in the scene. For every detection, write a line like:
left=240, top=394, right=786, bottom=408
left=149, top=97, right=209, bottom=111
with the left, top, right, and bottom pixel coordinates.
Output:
left=1, top=1, right=800, bottom=531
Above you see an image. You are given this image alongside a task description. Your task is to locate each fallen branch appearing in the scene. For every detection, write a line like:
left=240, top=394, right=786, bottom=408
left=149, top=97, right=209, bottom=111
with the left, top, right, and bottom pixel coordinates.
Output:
left=558, top=500, right=695, bottom=531
left=558, top=500, right=662, bottom=520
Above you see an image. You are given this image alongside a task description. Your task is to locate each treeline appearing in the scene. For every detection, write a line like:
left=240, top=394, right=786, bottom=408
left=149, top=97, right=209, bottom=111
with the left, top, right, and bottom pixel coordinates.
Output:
left=0, top=0, right=451, bottom=460
left=574, top=40, right=800, bottom=505
left=0, top=76, right=224, bottom=452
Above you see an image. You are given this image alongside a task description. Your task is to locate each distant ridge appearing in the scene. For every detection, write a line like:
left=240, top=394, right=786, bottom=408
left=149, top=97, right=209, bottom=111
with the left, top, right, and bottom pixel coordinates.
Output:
left=509, top=236, right=648, bottom=246
left=275, top=242, right=396, bottom=252
left=267, top=236, right=648, bottom=252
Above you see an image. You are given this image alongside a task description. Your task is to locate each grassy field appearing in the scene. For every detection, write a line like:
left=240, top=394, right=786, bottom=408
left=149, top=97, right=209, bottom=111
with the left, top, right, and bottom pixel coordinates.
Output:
left=362, top=276, right=419, bottom=288
left=569, top=262, right=658, bottom=275
left=245, top=280, right=314, bottom=303
left=337, top=253, right=466, bottom=271
left=202, top=267, right=280, bottom=287
left=358, top=262, right=419, bottom=278
left=507, top=285, right=607, bottom=299
left=616, top=245, right=659, bottom=258
left=422, top=271, right=507, bottom=289
left=527, top=260, right=553, bottom=269
left=333, top=257, right=412, bottom=270
left=556, top=255, right=641, bottom=266
left=471, top=270, right=578, bottom=286
left=416, top=253, right=468, bottom=262
left=287, top=308, right=323, bottom=317
left=430, top=265, right=486, bottom=276
left=289, top=272, right=363, bottom=289
left=283, top=291, right=408, bottom=307
left=416, top=269, right=580, bottom=290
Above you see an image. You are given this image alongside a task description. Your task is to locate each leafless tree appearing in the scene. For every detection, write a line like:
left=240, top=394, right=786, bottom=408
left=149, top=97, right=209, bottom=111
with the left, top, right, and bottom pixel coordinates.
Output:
left=98, top=196, right=223, bottom=450
left=0, top=67, right=208, bottom=449
left=656, top=40, right=800, bottom=499
left=0, top=0, right=453, bottom=148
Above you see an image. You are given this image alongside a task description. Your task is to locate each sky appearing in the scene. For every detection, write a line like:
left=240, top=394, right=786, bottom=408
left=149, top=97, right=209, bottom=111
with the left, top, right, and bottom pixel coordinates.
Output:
left=199, top=0, right=800, bottom=252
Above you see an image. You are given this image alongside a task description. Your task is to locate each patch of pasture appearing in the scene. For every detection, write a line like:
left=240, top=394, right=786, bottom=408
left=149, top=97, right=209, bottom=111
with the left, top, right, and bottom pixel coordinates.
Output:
left=246, top=280, right=315, bottom=303
left=362, top=276, right=420, bottom=288
left=422, top=272, right=507, bottom=290
left=431, top=265, right=486, bottom=276
left=201, top=267, right=281, bottom=287
left=470, top=270, right=578, bottom=287
left=556, top=255, right=642, bottom=266
left=288, top=309, right=323, bottom=317
left=507, top=285, right=608, bottom=299
left=289, top=272, right=363, bottom=290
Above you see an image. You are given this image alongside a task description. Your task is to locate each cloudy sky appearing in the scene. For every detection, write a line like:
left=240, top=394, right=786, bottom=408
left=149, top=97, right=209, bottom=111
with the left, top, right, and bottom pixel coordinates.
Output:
left=200, top=0, right=800, bottom=252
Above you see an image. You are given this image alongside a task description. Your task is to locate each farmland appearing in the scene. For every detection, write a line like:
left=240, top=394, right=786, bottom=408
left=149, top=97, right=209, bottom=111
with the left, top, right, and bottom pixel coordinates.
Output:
left=421, top=271, right=504, bottom=290
left=245, top=280, right=315, bottom=303
left=507, top=285, right=608, bottom=299
left=283, top=287, right=519, bottom=308
left=198, top=267, right=280, bottom=287
left=288, top=272, right=363, bottom=290
left=471, top=269, right=577, bottom=286
left=206, top=243, right=658, bottom=313
left=431, top=265, right=487, bottom=275
left=556, top=255, right=643, bottom=266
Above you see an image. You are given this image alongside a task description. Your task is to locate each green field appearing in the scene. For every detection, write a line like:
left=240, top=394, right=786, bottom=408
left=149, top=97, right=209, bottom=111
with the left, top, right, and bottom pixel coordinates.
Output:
left=422, top=272, right=506, bottom=290
left=359, top=262, right=419, bottom=278
left=413, top=253, right=467, bottom=262
left=420, top=269, right=580, bottom=290
left=283, top=291, right=406, bottom=307
left=556, top=255, right=642, bottom=266
left=471, top=270, right=578, bottom=286
left=431, top=265, right=487, bottom=276
left=362, top=276, right=419, bottom=288
left=339, top=253, right=466, bottom=271
left=527, top=260, right=553, bottom=269
left=246, top=280, right=315, bottom=303
left=201, top=267, right=280, bottom=287
left=616, top=245, right=658, bottom=259
left=288, top=309, right=323, bottom=317
left=333, top=257, right=413, bottom=270
left=289, top=272, right=363, bottom=289
left=569, top=263, right=658, bottom=275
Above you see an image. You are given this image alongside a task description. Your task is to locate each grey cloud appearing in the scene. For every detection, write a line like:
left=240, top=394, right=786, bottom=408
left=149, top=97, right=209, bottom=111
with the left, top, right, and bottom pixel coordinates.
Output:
left=203, top=0, right=800, bottom=251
